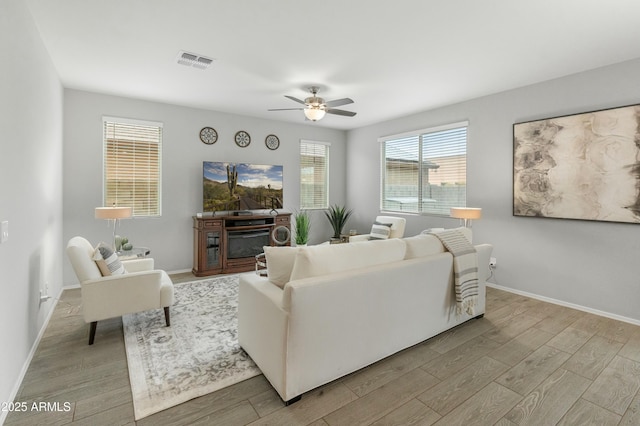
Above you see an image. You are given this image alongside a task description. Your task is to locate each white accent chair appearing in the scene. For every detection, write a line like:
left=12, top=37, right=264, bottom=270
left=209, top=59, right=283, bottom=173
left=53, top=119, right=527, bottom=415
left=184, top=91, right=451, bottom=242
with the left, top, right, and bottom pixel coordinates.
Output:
left=66, top=236, right=175, bottom=345
left=348, top=215, right=407, bottom=242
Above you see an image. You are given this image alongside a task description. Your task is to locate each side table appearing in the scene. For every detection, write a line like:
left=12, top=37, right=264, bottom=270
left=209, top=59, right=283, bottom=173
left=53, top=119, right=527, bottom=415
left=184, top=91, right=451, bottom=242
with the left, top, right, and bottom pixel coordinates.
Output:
left=117, top=247, right=150, bottom=261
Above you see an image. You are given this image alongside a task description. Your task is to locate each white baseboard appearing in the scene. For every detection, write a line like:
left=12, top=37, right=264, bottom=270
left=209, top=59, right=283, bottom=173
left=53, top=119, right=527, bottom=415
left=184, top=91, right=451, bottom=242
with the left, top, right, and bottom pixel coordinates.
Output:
left=167, top=268, right=192, bottom=275
left=487, top=282, right=640, bottom=327
left=1, top=285, right=65, bottom=425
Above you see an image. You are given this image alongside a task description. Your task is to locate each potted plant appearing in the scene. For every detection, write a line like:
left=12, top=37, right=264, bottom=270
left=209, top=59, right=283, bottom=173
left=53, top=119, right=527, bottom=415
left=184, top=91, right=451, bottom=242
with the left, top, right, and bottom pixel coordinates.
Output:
left=324, top=204, right=353, bottom=241
left=294, top=210, right=311, bottom=246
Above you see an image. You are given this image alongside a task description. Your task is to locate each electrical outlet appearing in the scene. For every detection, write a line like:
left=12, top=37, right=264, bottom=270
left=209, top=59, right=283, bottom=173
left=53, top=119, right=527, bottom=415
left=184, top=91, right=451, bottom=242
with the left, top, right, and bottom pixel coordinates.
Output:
left=1, top=221, right=8, bottom=243
left=489, top=257, right=497, bottom=267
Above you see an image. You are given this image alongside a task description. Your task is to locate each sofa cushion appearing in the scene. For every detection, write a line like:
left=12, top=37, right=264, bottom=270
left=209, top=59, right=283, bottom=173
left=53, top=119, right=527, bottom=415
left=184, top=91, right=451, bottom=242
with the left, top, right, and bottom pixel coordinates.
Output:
left=263, top=246, right=298, bottom=289
left=369, top=221, right=393, bottom=240
left=93, top=244, right=126, bottom=276
left=290, top=238, right=406, bottom=281
left=403, top=234, right=446, bottom=259
left=404, top=227, right=473, bottom=259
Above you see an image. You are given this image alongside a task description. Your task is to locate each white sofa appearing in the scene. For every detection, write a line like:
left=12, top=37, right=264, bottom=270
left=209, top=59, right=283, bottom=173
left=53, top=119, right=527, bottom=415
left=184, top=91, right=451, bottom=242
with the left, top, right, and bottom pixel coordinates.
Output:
left=238, top=228, right=492, bottom=403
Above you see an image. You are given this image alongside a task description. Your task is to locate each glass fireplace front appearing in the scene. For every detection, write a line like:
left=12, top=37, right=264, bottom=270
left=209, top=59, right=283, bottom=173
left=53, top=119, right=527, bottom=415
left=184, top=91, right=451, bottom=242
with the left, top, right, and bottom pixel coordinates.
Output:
left=227, top=229, right=271, bottom=259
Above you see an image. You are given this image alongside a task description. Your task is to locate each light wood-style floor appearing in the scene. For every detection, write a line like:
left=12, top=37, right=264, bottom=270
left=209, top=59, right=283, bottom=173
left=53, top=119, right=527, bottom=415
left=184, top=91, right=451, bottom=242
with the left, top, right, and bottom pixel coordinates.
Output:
left=6, top=272, right=640, bottom=425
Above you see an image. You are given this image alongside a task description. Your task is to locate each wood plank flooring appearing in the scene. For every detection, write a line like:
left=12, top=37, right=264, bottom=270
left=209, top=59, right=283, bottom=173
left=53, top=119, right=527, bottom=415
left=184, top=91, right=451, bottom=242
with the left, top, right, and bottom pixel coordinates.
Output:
left=6, top=273, right=640, bottom=425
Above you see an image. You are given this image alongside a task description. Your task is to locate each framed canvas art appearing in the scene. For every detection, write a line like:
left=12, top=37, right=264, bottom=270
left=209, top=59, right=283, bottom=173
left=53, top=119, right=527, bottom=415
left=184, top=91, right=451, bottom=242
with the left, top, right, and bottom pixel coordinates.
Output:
left=513, top=104, right=640, bottom=224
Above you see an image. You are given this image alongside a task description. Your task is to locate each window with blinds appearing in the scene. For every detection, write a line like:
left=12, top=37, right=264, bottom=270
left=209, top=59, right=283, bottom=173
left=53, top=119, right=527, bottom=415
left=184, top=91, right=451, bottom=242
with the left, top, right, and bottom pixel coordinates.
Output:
left=380, top=121, right=468, bottom=215
left=103, top=117, right=162, bottom=217
left=300, top=140, right=330, bottom=209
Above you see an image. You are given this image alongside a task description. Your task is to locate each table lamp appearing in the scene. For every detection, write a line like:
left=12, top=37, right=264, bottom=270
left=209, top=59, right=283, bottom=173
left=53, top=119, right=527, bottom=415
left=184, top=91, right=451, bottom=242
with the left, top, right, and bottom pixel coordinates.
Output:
left=95, top=206, right=132, bottom=249
left=450, top=207, right=482, bottom=228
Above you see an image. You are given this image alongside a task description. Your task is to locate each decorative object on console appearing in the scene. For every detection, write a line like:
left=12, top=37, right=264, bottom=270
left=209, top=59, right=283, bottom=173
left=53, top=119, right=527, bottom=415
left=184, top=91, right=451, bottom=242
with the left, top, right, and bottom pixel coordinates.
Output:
left=265, top=134, right=280, bottom=150
left=450, top=207, right=482, bottom=228
left=294, top=210, right=310, bottom=246
left=272, top=225, right=291, bottom=246
left=514, top=104, right=640, bottom=224
left=95, top=205, right=132, bottom=250
left=203, top=161, right=283, bottom=212
left=324, top=204, right=353, bottom=241
left=199, top=126, right=218, bottom=145
left=234, top=130, right=251, bottom=147
left=268, top=86, right=357, bottom=122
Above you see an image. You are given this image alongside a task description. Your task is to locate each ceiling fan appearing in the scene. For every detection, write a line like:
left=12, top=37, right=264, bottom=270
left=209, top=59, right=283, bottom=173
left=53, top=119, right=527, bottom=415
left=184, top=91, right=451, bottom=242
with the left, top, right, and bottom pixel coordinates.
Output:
left=268, top=86, right=357, bottom=121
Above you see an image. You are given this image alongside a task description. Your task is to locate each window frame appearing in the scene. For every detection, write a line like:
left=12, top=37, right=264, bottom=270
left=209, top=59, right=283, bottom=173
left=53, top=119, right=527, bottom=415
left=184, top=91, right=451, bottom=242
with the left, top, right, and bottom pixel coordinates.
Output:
left=102, top=116, right=163, bottom=218
left=379, top=120, right=469, bottom=216
left=299, top=139, right=330, bottom=210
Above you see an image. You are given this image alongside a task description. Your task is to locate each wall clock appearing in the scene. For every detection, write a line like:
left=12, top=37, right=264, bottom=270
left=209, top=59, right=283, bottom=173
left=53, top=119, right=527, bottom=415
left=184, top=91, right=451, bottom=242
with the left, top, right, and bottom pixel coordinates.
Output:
left=235, top=130, right=251, bottom=148
left=265, top=134, right=280, bottom=150
left=199, top=127, right=218, bottom=145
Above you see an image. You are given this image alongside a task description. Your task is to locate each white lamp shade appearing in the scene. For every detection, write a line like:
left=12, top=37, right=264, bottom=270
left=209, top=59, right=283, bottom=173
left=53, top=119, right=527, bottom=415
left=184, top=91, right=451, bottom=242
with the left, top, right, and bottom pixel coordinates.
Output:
left=304, top=108, right=326, bottom=121
left=450, top=207, right=482, bottom=220
left=95, top=206, right=132, bottom=220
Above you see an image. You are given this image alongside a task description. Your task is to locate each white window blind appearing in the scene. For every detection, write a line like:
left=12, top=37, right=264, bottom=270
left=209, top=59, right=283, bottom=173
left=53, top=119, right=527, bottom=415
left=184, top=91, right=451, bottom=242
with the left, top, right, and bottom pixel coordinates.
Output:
left=300, top=140, right=330, bottom=209
left=380, top=122, right=468, bottom=215
left=103, top=117, right=163, bottom=217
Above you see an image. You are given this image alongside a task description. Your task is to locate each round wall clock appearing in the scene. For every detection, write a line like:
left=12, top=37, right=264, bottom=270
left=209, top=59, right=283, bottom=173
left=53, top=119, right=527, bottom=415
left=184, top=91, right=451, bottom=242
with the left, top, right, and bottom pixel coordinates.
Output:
left=199, top=127, right=218, bottom=145
left=235, top=130, right=251, bottom=147
left=265, top=134, right=280, bottom=150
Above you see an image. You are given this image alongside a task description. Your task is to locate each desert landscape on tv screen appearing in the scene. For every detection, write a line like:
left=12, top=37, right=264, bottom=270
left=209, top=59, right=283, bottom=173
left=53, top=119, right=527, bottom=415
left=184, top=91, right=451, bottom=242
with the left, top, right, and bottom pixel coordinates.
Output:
left=203, top=161, right=283, bottom=212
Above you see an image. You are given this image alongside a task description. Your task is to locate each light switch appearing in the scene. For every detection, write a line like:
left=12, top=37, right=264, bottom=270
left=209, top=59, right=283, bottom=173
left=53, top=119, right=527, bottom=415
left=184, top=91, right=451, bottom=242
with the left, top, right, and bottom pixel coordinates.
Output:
left=1, top=221, right=8, bottom=243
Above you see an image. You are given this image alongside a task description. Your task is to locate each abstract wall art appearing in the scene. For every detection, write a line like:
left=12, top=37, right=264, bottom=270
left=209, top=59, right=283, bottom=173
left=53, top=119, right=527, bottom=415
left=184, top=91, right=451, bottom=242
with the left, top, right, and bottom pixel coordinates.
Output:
left=513, top=104, right=640, bottom=224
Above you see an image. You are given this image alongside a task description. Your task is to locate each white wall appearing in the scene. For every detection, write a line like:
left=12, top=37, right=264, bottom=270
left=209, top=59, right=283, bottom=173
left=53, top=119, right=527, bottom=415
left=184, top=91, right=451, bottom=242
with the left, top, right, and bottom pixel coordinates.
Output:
left=347, top=58, right=640, bottom=323
left=0, top=0, right=64, bottom=417
left=63, top=90, right=347, bottom=284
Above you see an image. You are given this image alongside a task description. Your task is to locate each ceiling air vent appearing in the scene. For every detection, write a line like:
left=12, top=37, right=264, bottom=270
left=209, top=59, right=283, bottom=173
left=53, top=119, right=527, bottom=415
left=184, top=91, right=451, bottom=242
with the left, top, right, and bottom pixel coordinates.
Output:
left=176, top=51, right=214, bottom=70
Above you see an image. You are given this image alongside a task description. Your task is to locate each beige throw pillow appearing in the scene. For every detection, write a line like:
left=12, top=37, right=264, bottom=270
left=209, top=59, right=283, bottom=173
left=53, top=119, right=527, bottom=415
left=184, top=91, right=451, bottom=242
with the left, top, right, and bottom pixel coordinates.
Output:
left=263, top=246, right=298, bottom=289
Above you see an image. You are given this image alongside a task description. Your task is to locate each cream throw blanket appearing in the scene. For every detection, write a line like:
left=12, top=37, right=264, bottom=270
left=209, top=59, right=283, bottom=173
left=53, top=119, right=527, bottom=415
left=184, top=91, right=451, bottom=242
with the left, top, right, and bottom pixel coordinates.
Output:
left=431, top=229, right=478, bottom=316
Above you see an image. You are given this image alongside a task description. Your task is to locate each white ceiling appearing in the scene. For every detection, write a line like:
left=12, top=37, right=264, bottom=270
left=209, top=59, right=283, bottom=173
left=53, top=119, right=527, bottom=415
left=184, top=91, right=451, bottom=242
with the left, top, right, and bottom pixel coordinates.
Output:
left=26, top=0, right=640, bottom=130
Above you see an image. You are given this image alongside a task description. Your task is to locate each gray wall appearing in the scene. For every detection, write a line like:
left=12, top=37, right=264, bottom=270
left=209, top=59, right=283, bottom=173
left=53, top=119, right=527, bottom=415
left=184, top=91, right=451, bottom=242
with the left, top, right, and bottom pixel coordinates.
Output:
left=347, top=58, right=640, bottom=323
left=0, top=0, right=64, bottom=416
left=63, top=90, right=347, bottom=284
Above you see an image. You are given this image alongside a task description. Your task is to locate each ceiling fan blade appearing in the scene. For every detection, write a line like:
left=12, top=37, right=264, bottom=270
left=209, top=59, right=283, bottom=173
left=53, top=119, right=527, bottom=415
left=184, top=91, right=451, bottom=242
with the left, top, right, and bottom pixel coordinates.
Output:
left=284, top=95, right=307, bottom=105
left=326, top=108, right=357, bottom=117
left=324, top=98, right=354, bottom=108
left=268, top=108, right=305, bottom=111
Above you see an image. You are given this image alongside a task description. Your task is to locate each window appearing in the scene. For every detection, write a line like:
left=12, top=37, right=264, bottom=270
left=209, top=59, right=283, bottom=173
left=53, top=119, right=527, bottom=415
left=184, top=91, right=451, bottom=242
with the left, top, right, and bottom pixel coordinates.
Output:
left=300, top=140, right=330, bottom=209
left=103, top=117, right=162, bottom=217
left=380, top=121, right=468, bottom=215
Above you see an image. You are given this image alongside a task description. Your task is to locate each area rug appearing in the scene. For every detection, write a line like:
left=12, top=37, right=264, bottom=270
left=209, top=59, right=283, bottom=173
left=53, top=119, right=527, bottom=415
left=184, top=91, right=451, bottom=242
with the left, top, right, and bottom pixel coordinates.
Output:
left=122, top=274, right=261, bottom=420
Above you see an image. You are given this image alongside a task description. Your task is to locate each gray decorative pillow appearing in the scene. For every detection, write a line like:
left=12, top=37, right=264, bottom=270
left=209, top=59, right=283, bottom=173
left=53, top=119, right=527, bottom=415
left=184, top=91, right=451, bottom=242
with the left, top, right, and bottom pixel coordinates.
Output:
left=369, top=221, right=393, bottom=240
left=93, top=244, right=126, bottom=276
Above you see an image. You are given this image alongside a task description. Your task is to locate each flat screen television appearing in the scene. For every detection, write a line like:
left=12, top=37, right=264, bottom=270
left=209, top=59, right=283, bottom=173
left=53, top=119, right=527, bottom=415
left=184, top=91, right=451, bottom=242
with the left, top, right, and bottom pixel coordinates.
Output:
left=203, top=161, right=283, bottom=212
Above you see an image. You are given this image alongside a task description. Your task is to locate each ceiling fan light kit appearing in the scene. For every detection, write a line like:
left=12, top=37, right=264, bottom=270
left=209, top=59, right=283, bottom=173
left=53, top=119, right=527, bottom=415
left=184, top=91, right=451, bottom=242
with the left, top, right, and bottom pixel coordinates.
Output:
left=304, top=108, right=326, bottom=121
left=269, top=86, right=356, bottom=122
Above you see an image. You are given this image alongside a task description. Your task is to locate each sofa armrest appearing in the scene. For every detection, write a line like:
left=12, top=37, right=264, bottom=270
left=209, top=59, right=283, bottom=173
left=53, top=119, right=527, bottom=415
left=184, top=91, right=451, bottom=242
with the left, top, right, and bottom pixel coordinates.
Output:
left=238, top=272, right=288, bottom=397
left=122, top=257, right=154, bottom=272
left=80, top=270, right=168, bottom=322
